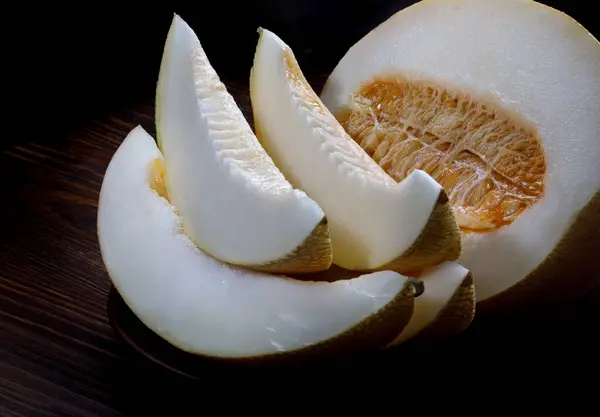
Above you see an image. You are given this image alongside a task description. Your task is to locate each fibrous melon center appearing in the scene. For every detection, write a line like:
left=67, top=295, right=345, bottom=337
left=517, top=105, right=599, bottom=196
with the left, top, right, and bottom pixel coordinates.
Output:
left=337, top=77, right=546, bottom=232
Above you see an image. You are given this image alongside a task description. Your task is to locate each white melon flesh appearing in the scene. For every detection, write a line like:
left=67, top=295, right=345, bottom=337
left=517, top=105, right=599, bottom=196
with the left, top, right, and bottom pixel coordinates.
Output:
left=388, top=262, right=474, bottom=347
left=321, top=0, right=600, bottom=304
left=250, top=28, right=461, bottom=272
left=97, top=126, right=422, bottom=360
left=155, top=15, right=331, bottom=273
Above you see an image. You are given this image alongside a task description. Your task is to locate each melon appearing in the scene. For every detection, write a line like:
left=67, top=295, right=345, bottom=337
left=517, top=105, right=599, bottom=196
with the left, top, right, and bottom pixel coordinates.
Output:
left=388, top=261, right=475, bottom=347
left=156, top=15, right=332, bottom=274
left=321, top=0, right=600, bottom=309
left=250, top=28, right=461, bottom=273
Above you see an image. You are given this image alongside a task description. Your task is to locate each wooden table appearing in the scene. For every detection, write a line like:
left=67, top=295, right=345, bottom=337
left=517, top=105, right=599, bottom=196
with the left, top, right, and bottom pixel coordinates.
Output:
left=1, top=77, right=599, bottom=416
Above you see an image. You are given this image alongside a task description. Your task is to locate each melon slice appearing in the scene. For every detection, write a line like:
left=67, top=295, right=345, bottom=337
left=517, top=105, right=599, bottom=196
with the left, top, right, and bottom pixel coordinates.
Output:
left=97, top=126, right=421, bottom=362
left=250, top=28, right=461, bottom=273
left=388, top=262, right=475, bottom=347
left=156, top=15, right=331, bottom=274
left=321, top=0, right=600, bottom=309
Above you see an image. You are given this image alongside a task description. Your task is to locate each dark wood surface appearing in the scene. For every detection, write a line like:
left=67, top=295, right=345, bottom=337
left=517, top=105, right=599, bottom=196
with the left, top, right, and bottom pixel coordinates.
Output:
left=1, top=75, right=599, bottom=415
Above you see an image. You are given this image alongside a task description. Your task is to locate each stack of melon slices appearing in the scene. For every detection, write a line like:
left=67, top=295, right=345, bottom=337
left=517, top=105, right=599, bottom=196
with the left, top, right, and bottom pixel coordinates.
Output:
left=97, top=0, right=600, bottom=364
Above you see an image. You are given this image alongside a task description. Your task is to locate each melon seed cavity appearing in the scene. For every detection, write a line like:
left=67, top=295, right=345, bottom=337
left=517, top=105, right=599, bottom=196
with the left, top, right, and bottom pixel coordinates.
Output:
left=337, top=77, right=546, bottom=232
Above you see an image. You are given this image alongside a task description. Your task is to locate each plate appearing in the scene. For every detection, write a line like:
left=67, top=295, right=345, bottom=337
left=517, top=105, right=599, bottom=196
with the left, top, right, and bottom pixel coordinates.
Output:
left=107, top=286, right=209, bottom=381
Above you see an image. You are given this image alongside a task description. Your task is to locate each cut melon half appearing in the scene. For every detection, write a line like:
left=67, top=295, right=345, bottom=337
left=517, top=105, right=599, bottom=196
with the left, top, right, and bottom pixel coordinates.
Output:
left=97, top=126, right=421, bottom=362
left=321, top=0, right=600, bottom=308
left=156, top=15, right=332, bottom=274
left=250, top=28, right=461, bottom=273
left=387, top=262, right=475, bottom=347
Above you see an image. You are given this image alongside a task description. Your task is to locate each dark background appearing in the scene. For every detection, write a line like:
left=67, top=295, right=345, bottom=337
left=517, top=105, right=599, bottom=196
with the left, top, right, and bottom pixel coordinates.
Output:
left=4, top=0, right=599, bottom=149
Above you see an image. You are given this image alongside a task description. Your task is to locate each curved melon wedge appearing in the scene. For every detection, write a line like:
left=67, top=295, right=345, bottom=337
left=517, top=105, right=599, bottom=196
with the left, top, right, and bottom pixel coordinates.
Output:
left=250, top=28, right=461, bottom=273
left=156, top=15, right=331, bottom=274
left=97, top=126, right=419, bottom=362
left=387, top=262, right=475, bottom=347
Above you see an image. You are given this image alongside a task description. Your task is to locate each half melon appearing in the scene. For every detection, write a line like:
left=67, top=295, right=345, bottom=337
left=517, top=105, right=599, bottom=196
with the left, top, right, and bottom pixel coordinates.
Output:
left=321, top=0, right=600, bottom=309
left=156, top=15, right=331, bottom=274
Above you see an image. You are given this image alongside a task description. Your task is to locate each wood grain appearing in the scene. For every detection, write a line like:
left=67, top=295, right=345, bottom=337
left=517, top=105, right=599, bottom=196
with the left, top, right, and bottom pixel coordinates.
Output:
left=0, top=77, right=598, bottom=416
